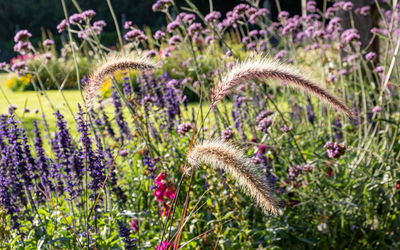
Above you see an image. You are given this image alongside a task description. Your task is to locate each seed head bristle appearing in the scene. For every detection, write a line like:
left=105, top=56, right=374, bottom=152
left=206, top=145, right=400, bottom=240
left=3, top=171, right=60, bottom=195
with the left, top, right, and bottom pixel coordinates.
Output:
left=186, top=140, right=279, bottom=215
left=84, top=53, right=156, bottom=110
left=212, top=57, right=352, bottom=118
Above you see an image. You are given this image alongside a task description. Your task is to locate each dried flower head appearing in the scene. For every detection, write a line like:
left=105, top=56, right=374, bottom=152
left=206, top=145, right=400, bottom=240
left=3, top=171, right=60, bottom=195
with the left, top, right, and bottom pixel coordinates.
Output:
left=84, top=53, right=156, bottom=110
left=186, top=140, right=278, bottom=215
left=212, top=57, right=352, bottom=118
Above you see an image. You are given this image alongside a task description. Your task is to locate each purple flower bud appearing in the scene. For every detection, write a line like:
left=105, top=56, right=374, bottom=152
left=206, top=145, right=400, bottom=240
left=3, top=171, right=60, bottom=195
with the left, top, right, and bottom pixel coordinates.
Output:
left=124, top=21, right=132, bottom=29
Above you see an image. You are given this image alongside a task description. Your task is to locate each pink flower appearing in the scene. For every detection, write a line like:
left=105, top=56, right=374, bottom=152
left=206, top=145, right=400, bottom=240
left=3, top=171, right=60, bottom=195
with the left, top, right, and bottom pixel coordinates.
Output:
left=131, top=220, right=138, bottom=231
left=371, top=106, right=381, bottom=113
left=156, top=241, right=174, bottom=250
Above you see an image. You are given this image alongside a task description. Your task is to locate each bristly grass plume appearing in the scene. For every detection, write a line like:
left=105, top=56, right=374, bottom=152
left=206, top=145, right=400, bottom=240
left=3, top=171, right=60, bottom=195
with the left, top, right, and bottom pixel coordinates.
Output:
left=212, top=57, right=353, bottom=118
left=186, top=140, right=279, bottom=215
left=84, top=53, right=156, bottom=110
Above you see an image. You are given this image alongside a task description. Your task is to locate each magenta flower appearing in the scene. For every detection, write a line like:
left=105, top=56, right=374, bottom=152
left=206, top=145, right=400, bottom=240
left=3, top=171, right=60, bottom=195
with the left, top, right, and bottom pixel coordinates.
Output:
left=156, top=241, right=174, bottom=250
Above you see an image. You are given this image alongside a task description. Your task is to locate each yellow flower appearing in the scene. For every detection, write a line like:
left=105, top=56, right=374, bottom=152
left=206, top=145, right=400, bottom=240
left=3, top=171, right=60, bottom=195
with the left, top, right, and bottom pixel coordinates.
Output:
left=20, top=74, right=32, bottom=85
left=100, top=78, right=112, bottom=93
left=5, top=74, right=19, bottom=89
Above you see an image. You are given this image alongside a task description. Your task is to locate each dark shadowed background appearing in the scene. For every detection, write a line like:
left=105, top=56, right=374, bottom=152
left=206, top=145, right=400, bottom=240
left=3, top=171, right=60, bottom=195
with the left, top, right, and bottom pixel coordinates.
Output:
left=0, top=0, right=327, bottom=61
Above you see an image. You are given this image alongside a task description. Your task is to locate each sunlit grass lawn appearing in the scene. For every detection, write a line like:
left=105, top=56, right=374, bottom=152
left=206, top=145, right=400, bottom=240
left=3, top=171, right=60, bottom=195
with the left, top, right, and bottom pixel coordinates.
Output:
left=0, top=73, right=217, bottom=136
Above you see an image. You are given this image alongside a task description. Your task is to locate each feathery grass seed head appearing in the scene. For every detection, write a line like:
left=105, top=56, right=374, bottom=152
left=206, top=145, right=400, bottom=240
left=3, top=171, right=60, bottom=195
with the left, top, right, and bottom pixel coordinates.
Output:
left=186, top=140, right=278, bottom=215
left=212, top=57, right=352, bottom=118
left=84, top=53, right=156, bottom=110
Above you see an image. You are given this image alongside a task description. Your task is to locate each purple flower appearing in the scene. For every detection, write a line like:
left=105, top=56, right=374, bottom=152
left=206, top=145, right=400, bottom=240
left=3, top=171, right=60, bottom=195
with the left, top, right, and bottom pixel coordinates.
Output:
left=177, top=123, right=193, bottom=137
left=57, top=19, right=68, bottom=33
left=221, top=128, right=234, bottom=142
left=33, top=120, right=53, bottom=191
left=359, top=5, right=371, bottom=16
left=307, top=1, right=317, bottom=12
left=306, top=98, right=315, bottom=124
left=374, top=66, right=384, bottom=73
left=341, top=29, right=360, bottom=43
left=167, top=20, right=180, bottom=33
left=117, top=220, right=137, bottom=249
left=14, top=30, right=31, bottom=43
left=188, top=23, right=202, bottom=36
left=11, top=61, right=27, bottom=74
left=152, top=0, right=172, bottom=12
left=371, top=106, right=381, bottom=113
left=255, top=110, right=274, bottom=124
left=13, top=41, right=32, bottom=55
left=93, top=20, right=106, bottom=28
left=0, top=62, right=7, bottom=70
left=233, top=4, right=249, bottom=15
left=342, top=2, right=353, bottom=11
left=257, top=118, right=273, bottom=133
left=124, top=29, right=147, bottom=41
left=168, top=35, right=182, bottom=46
left=119, top=149, right=129, bottom=157
left=249, top=30, right=258, bottom=37
left=124, top=21, right=132, bottom=29
left=205, top=11, right=221, bottom=23
left=325, top=7, right=337, bottom=18
left=154, top=30, right=165, bottom=40
left=278, top=11, right=289, bottom=20
left=69, top=13, right=85, bottom=24
left=280, top=125, right=291, bottom=133
left=365, top=52, right=376, bottom=61
left=182, top=13, right=196, bottom=23
left=111, top=90, right=131, bottom=143
left=82, top=9, right=96, bottom=19
left=324, top=141, right=346, bottom=159
left=43, top=39, right=54, bottom=47
left=371, top=27, right=388, bottom=36
left=274, top=49, right=287, bottom=60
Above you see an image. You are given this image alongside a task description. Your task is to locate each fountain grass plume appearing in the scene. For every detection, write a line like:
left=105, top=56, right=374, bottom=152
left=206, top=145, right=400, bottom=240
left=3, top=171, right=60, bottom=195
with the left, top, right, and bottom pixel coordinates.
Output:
left=212, top=57, right=353, bottom=118
left=186, top=140, right=279, bottom=215
left=84, top=53, right=156, bottom=110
